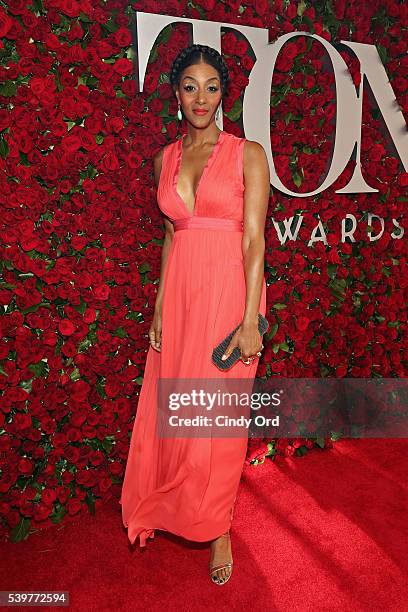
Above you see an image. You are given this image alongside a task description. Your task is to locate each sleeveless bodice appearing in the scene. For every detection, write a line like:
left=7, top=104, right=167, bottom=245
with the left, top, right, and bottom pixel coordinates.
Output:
left=157, top=131, right=246, bottom=223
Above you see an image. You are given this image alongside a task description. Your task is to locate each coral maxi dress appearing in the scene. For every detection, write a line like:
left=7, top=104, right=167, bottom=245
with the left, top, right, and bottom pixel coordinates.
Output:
left=120, top=130, right=267, bottom=547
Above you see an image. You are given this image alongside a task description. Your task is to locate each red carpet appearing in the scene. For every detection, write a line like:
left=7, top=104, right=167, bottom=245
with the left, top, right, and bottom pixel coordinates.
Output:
left=1, top=439, right=407, bottom=611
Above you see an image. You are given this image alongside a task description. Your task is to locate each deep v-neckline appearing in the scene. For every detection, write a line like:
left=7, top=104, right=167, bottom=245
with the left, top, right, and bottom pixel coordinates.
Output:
left=174, top=130, right=225, bottom=217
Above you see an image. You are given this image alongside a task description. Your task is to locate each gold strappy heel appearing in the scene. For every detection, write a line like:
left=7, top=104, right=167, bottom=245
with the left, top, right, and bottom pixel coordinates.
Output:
left=209, top=531, right=233, bottom=585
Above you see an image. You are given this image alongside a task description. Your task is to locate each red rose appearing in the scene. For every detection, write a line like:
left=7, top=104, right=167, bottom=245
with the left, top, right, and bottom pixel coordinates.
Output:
left=58, top=319, right=75, bottom=335
left=0, top=11, right=13, bottom=37
left=13, top=413, right=31, bottom=430
left=58, top=486, right=71, bottom=504
left=109, top=461, right=123, bottom=476
left=67, top=499, right=82, bottom=516
left=98, top=476, right=113, bottom=493
left=369, top=143, right=386, bottom=162
left=114, top=27, right=132, bottom=47
left=65, top=445, right=80, bottom=463
left=113, top=58, right=133, bottom=76
left=397, top=173, right=408, bottom=187
left=254, top=0, right=269, bottom=15
left=296, top=316, right=310, bottom=331
left=93, top=284, right=110, bottom=300
left=59, top=0, right=82, bottom=17
left=287, top=4, right=297, bottom=19
left=31, top=502, right=52, bottom=522
left=62, top=134, right=81, bottom=153
left=70, top=380, right=91, bottom=402
left=336, top=364, right=348, bottom=377
left=83, top=308, right=96, bottom=323
left=82, top=425, right=96, bottom=438
left=41, top=488, right=57, bottom=505
left=328, top=249, right=341, bottom=264
left=18, top=458, right=34, bottom=475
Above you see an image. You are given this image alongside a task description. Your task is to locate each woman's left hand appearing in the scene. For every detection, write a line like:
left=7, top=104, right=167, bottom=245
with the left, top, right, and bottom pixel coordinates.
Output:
left=221, top=321, right=263, bottom=364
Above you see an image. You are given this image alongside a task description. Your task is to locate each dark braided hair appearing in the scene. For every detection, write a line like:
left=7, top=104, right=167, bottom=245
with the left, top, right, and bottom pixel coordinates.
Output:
left=170, top=44, right=230, bottom=98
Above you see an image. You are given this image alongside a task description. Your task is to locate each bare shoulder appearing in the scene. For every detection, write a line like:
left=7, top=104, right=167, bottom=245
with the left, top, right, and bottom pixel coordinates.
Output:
left=242, top=139, right=269, bottom=175
left=243, top=139, right=267, bottom=162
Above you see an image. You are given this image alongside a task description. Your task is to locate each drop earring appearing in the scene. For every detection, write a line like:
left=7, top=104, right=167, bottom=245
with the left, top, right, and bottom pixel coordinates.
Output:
left=215, top=105, right=221, bottom=121
left=177, top=103, right=182, bottom=120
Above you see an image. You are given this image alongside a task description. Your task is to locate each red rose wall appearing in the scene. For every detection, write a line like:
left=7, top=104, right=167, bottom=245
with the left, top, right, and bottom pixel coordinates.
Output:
left=0, top=0, right=406, bottom=542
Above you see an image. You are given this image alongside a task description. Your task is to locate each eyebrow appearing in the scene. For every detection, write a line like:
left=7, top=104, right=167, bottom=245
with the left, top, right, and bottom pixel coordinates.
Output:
left=181, top=76, right=219, bottom=82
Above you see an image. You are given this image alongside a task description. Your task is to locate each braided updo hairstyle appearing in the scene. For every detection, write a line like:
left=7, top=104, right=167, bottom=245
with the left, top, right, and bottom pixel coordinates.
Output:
left=170, top=44, right=230, bottom=98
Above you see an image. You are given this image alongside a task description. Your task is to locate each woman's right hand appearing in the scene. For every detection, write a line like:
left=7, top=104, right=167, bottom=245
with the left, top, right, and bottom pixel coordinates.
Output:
left=149, top=308, right=162, bottom=352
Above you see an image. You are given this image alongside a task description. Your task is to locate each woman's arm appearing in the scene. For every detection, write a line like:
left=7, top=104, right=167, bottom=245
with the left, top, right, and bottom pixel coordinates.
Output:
left=222, top=139, right=270, bottom=361
left=149, top=149, right=175, bottom=351
left=241, top=140, right=270, bottom=325
left=153, top=216, right=174, bottom=313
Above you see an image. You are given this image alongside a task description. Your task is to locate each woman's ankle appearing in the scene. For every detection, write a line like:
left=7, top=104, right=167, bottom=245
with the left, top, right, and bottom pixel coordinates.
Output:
left=212, top=531, right=230, bottom=544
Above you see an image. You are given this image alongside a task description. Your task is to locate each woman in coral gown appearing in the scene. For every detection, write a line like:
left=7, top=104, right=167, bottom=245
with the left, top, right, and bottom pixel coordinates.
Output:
left=120, top=44, right=269, bottom=585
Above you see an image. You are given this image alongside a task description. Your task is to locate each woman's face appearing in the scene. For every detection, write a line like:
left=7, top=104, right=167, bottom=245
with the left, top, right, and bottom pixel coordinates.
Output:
left=176, top=60, right=222, bottom=127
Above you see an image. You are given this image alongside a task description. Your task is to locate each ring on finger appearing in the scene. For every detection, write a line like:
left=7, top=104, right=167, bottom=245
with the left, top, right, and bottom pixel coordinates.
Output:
left=242, top=357, right=254, bottom=364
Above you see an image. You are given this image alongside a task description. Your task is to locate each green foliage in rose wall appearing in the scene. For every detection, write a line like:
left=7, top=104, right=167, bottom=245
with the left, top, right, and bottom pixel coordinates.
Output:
left=0, top=0, right=407, bottom=542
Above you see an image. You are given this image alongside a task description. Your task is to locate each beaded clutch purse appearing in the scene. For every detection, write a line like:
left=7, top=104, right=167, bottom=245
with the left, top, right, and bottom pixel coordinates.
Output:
left=211, top=313, right=269, bottom=371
